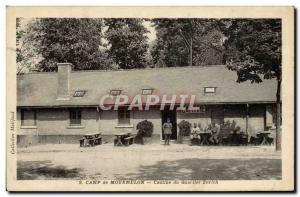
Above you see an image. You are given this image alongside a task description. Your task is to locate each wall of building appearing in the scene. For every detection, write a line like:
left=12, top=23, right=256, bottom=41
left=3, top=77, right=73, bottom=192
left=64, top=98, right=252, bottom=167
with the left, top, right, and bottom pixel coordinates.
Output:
left=17, top=108, right=99, bottom=135
left=132, top=110, right=162, bottom=135
left=224, top=104, right=247, bottom=132
left=17, top=104, right=275, bottom=146
left=177, top=108, right=211, bottom=128
left=177, top=104, right=270, bottom=136
left=248, top=104, right=268, bottom=137
left=99, top=109, right=162, bottom=142
left=177, top=105, right=245, bottom=129
left=17, top=107, right=99, bottom=146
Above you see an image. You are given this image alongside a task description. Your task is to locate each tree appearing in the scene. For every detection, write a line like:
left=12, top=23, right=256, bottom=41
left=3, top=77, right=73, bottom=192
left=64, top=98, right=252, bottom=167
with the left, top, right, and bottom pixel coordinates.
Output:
left=18, top=18, right=113, bottom=72
left=16, top=18, right=43, bottom=73
left=223, top=19, right=282, bottom=150
left=104, top=18, right=149, bottom=69
left=151, top=19, right=224, bottom=67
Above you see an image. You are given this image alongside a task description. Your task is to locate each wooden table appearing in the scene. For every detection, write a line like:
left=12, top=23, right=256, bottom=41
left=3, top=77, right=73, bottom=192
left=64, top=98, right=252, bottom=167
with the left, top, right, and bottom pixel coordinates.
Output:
left=114, top=133, right=131, bottom=146
left=199, top=132, right=212, bottom=146
left=85, top=133, right=100, bottom=138
left=257, top=132, right=271, bottom=145
left=80, top=133, right=102, bottom=147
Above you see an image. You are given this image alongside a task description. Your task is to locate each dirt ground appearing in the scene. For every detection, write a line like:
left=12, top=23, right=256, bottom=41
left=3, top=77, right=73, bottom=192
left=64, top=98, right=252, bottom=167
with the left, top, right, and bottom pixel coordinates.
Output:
left=17, top=144, right=281, bottom=180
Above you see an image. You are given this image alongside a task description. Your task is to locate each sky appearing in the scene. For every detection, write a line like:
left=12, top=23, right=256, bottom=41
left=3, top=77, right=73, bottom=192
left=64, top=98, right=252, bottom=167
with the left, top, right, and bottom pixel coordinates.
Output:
left=143, top=20, right=156, bottom=43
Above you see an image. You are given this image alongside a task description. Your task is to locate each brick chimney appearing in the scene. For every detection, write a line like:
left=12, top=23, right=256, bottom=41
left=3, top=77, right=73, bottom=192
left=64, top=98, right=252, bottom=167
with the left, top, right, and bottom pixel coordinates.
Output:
left=57, top=63, right=73, bottom=100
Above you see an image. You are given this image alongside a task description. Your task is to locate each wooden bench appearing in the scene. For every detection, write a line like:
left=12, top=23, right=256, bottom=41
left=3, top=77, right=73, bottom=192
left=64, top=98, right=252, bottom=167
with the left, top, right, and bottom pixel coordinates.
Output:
left=124, top=136, right=135, bottom=146
left=220, top=136, right=230, bottom=146
left=79, top=138, right=85, bottom=147
left=94, top=136, right=102, bottom=146
left=240, top=134, right=248, bottom=146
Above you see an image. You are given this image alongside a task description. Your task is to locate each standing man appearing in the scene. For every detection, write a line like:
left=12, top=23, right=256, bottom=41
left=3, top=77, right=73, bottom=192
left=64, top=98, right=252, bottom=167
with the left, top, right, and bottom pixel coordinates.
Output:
left=163, top=118, right=173, bottom=145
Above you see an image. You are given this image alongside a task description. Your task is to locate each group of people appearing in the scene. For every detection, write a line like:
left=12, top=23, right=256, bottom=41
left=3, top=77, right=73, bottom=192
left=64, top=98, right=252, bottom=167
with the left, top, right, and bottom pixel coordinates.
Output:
left=162, top=118, right=221, bottom=146
left=190, top=122, right=220, bottom=145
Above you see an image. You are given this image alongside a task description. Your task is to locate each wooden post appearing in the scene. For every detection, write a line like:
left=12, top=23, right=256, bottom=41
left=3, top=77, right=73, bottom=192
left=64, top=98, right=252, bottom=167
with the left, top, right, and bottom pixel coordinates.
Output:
left=275, top=79, right=281, bottom=151
left=246, top=104, right=249, bottom=135
left=190, top=37, right=193, bottom=66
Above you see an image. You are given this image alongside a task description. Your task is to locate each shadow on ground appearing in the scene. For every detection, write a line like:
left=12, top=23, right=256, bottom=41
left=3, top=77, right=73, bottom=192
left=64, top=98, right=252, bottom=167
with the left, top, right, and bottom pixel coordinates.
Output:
left=119, top=158, right=281, bottom=180
left=17, top=158, right=281, bottom=180
left=17, top=160, right=83, bottom=180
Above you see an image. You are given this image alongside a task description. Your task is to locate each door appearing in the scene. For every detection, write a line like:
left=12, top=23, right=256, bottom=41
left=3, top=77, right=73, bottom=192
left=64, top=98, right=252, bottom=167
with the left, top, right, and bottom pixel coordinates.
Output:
left=211, top=105, right=224, bottom=125
left=161, top=110, right=177, bottom=140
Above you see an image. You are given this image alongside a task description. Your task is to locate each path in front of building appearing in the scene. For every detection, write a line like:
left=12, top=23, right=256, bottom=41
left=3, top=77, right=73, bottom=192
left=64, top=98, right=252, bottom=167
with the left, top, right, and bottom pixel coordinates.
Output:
left=17, top=144, right=281, bottom=180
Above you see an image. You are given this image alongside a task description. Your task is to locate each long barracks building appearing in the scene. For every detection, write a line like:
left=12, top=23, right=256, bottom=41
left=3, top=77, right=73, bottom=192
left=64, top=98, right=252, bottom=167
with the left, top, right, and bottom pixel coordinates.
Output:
left=17, top=63, right=277, bottom=146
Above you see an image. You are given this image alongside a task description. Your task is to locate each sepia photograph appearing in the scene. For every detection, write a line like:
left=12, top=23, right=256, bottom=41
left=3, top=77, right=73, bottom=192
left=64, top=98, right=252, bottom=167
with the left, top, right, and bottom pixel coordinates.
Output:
left=6, top=6, right=294, bottom=191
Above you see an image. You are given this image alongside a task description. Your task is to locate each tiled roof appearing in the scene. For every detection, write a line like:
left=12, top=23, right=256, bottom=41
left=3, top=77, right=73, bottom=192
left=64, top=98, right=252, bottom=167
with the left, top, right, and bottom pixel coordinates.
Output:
left=17, top=65, right=277, bottom=107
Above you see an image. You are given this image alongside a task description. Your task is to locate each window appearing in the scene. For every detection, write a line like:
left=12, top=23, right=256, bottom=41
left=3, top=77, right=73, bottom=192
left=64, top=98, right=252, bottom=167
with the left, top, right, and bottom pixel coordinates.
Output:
left=141, top=89, right=153, bottom=95
left=73, top=90, right=86, bottom=97
left=204, top=87, right=217, bottom=94
left=70, top=108, right=82, bottom=125
left=110, top=90, right=122, bottom=96
left=21, top=109, right=36, bottom=126
left=118, top=109, right=130, bottom=125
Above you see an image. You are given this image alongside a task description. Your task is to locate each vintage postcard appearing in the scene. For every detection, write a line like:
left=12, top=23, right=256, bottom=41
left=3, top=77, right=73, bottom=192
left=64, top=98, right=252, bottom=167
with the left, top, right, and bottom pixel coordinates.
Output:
left=6, top=6, right=294, bottom=191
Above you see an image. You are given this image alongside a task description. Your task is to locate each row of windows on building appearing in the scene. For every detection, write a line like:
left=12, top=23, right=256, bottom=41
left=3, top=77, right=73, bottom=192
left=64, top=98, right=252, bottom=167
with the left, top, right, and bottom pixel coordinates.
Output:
left=73, top=87, right=217, bottom=97
left=20, top=108, right=131, bottom=126
left=110, top=88, right=217, bottom=95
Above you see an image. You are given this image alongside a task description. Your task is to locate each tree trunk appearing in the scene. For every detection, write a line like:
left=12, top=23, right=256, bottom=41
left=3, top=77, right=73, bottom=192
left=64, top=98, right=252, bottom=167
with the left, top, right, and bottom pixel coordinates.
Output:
left=275, top=79, right=281, bottom=151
